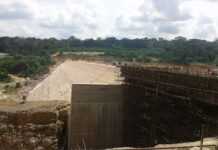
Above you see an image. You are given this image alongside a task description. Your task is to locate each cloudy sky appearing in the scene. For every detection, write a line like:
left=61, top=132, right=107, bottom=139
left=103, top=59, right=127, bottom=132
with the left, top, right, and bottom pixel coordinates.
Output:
left=0, top=0, right=218, bottom=40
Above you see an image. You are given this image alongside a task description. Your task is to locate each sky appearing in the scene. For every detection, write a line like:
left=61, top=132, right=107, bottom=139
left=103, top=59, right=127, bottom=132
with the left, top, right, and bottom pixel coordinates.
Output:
left=0, top=0, right=218, bottom=40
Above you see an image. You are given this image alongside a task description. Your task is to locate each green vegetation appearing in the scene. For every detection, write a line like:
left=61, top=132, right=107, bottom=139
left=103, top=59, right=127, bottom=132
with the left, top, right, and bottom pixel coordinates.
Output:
left=1, top=36, right=218, bottom=64
left=0, top=36, right=218, bottom=81
left=0, top=55, right=52, bottom=78
left=0, top=68, right=10, bottom=82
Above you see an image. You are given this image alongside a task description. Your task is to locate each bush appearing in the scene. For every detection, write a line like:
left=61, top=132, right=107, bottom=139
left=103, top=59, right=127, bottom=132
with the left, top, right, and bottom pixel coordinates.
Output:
left=0, top=55, right=52, bottom=78
left=0, top=69, right=10, bottom=82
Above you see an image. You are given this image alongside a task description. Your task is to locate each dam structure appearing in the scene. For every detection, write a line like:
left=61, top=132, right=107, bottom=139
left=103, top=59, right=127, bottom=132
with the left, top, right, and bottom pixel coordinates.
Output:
left=121, top=64, right=218, bottom=147
left=68, top=63, right=218, bottom=149
left=2, top=61, right=218, bottom=150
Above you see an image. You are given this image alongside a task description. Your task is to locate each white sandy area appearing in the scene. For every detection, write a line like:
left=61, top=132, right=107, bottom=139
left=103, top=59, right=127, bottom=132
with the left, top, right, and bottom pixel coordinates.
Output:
left=106, top=137, right=218, bottom=150
left=155, top=137, right=218, bottom=149
left=26, top=60, right=122, bottom=101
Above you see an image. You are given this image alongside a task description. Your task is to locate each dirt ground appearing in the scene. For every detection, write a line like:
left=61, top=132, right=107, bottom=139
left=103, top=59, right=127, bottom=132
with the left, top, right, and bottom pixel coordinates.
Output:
left=154, top=137, right=218, bottom=150
left=107, top=137, right=218, bottom=150
left=26, top=60, right=122, bottom=102
left=0, top=75, right=26, bottom=101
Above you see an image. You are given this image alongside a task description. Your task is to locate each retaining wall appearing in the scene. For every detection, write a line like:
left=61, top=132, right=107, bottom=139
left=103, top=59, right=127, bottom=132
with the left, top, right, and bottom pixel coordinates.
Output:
left=0, top=101, right=69, bottom=150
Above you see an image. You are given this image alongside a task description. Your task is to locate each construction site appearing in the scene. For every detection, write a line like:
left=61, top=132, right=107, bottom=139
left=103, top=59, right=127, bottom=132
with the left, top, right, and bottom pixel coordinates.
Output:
left=1, top=60, right=218, bottom=150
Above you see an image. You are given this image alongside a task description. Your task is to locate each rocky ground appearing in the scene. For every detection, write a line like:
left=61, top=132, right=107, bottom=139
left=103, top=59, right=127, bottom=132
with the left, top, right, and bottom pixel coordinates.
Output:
left=0, top=101, right=70, bottom=150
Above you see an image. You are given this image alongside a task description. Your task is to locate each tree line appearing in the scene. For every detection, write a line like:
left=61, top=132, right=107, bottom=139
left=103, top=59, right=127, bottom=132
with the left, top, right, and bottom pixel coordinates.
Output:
left=1, top=36, right=218, bottom=63
left=1, top=36, right=218, bottom=81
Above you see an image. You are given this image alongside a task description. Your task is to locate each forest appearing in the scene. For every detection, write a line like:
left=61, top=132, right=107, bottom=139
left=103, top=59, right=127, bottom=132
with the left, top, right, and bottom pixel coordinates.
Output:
left=0, top=36, right=218, bottom=81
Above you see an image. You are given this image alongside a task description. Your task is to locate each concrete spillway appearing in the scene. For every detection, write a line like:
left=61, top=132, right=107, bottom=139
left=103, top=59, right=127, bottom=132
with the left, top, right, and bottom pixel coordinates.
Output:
left=27, top=60, right=121, bottom=101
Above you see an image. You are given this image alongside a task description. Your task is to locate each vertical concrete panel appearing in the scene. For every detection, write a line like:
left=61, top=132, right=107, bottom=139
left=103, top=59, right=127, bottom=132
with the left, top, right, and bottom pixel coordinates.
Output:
left=69, top=84, right=124, bottom=149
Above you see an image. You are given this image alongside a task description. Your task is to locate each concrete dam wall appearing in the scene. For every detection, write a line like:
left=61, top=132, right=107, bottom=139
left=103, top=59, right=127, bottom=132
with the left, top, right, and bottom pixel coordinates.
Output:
left=121, top=65, right=218, bottom=147
left=69, top=84, right=124, bottom=149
